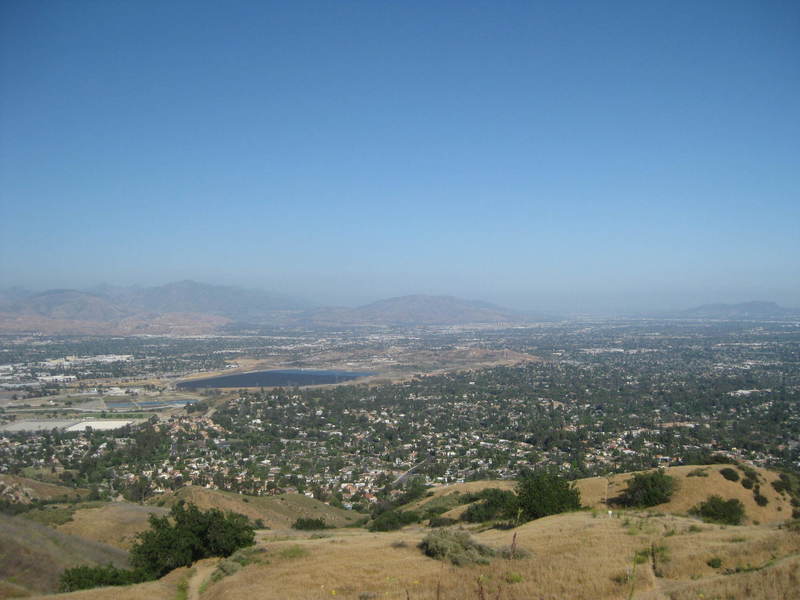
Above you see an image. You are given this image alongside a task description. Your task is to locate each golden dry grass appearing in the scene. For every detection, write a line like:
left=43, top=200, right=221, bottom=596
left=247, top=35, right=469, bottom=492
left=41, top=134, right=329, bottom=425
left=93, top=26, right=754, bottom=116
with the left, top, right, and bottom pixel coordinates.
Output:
left=0, top=475, right=89, bottom=501
left=193, top=511, right=800, bottom=600
left=21, top=466, right=800, bottom=600
left=578, top=464, right=792, bottom=524
left=57, top=502, right=168, bottom=549
left=31, top=509, right=800, bottom=600
left=152, top=486, right=358, bottom=529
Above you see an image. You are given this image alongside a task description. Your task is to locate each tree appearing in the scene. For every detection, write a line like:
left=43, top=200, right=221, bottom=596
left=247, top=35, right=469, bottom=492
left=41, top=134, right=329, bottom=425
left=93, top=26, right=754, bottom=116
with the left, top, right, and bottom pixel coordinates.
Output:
left=691, top=495, right=745, bottom=525
left=617, top=470, right=676, bottom=508
left=130, top=501, right=255, bottom=578
left=515, top=471, right=581, bottom=522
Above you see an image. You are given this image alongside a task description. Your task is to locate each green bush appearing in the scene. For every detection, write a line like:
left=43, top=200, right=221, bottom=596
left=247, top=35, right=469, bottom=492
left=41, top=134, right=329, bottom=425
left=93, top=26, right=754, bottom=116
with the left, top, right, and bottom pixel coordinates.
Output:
left=368, top=510, right=420, bottom=532
left=691, top=495, right=745, bottom=525
left=419, top=529, right=495, bottom=566
left=292, top=517, right=328, bottom=530
left=515, top=471, right=581, bottom=521
left=461, top=488, right=517, bottom=523
left=707, top=557, right=722, bottom=569
left=59, top=564, right=148, bottom=592
left=617, top=470, right=676, bottom=508
left=742, top=478, right=754, bottom=490
left=719, top=468, right=740, bottom=482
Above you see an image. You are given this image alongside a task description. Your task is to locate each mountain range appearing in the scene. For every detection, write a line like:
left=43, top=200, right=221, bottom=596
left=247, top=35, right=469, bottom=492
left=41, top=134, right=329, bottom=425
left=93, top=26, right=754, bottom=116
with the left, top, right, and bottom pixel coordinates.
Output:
left=0, top=281, right=529, bottom=334
left=0, top=282, right=797, bottom=335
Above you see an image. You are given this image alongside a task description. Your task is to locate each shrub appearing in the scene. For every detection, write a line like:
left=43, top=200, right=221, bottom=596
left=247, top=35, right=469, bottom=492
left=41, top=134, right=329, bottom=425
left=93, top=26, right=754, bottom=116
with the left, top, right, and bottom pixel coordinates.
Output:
left=754, top=492, right=768, bottom=507
left=504, top=572, right=524, bottom=584
left=515, top=471, right=581, bottom=521
left=691, top=495, right=745, bottom=525
left=687, top=468, right=709, bottom=478
left=617, top=470, right=676, bottom=508
left=720, top=468, right=740, bottom=482
left=742, top=478, right=754, bottom=490
left=368, top=510, right=420, bottom=532
left=428, top=516, right=457, bottom=528
left=707, top=557, right=722, bottom=569
left=292, top=517, right=328, bottom=530
left=419, top=529, right=495, bottom=566
left=498, top=545, right=531, bottom=560
left=59, top=564, right=148, bottom=592
left=461, top=489, right=517, bottom=523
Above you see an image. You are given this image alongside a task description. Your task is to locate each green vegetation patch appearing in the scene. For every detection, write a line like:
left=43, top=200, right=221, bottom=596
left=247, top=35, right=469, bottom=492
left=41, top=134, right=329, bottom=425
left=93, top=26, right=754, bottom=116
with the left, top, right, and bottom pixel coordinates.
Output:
left=690, top=495, right=746, bottom=525
left=59, top=501, right=255, bottom=592
left=616, top=470, right=676, bottom=508
left=419, top=529, right=495, bottom=566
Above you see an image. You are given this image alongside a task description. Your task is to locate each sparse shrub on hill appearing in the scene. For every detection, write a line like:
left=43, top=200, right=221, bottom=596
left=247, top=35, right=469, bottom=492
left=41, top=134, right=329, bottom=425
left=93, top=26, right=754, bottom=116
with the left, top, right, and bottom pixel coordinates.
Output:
left=368, top=509, right=420, bottom=531
left=691, top=495, right=745, bottom=525
left=616, top=470, right=676, bottom=508
left=58, top=564, right=148, bottom=592
left=461, top=488, right=517, bottom=523
left=419, top=529, right=495, bottom=566
left=719, top=467, right=740, bottom=482
left=292, top=517, right=328, bottom=530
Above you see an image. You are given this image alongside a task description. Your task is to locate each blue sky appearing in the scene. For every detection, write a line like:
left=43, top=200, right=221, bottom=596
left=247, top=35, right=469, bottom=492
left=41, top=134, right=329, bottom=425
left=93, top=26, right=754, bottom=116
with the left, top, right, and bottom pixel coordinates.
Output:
left=1, top=1, right=798, bottom=311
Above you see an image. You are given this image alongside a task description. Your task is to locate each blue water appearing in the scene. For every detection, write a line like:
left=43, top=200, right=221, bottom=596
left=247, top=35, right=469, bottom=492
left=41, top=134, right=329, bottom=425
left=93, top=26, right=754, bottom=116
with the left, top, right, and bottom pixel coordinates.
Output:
left=176, top=369, right=374, bottom=389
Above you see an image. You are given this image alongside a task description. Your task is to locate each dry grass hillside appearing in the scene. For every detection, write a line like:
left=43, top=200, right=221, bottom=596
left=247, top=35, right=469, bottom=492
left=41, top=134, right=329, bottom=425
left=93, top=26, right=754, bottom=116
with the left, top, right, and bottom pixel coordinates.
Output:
left=151, top=486, right=359, bottom=529
left=579, top=464, right=793, bottom=525
left=49, top=510, right=800, bottom=600
left=0, top=513, right=128, bottom=598
left=404, top=464, right=794, bottom=525
left=0, top=475, right=88, bottom=503
left=57, top=502, right=169, bottom=549
left=14, top=465, right=800, bottom=600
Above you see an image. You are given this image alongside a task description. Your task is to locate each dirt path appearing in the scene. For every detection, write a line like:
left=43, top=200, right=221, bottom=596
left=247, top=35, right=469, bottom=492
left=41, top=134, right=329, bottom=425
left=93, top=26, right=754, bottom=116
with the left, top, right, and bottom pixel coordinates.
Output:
left=187, top=559, right=218, bottom=600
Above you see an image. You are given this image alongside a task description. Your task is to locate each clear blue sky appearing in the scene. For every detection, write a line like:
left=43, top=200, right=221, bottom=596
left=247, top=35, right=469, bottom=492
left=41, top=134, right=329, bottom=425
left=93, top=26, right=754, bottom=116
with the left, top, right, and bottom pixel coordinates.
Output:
left=1, top=1, right=798, bottom=311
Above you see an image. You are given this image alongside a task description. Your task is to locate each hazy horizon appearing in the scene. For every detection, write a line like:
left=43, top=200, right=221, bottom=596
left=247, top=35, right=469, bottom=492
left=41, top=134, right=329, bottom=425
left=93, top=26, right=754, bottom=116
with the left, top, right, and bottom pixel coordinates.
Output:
left=2, top=277, right=798, bottom=315
left=2, top=2, right=798, bottom=313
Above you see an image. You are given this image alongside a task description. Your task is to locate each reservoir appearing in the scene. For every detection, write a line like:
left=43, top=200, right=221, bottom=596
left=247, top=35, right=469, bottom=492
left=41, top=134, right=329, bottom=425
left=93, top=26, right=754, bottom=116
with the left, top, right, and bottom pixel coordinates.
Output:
left=177, top=369, right=374, bottom=389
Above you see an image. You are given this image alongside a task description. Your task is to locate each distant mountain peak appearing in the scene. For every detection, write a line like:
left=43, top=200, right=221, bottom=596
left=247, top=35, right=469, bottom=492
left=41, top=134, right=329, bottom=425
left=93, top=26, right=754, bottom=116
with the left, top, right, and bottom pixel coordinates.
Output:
left=681, top=301, right=798, bottom=319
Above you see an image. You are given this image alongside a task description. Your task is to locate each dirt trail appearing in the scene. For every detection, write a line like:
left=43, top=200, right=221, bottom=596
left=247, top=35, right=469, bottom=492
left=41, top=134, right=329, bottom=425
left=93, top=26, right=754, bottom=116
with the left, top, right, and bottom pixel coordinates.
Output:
left=187, top=559, right=218, bottom=600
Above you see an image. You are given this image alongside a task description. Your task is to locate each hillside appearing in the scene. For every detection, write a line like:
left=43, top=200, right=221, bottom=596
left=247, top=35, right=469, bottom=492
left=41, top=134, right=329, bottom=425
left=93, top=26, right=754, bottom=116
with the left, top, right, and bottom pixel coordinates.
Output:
left=0, top=513, right=129, bottom=598
left=304, top=295, right=527, bottom=327
left=0, top=284, right=537, bottom=333
left=150, top=486, right=359, bottom=529
left=404, top=464, right=794, bottom=525
left=16, top=464, right=800, bottom=600
left=35, top=510, right=800, bottom=600
left=56, top=502, right=169, bottom=549
left=679, top=301, right=799, bottom=320
left=0, top=474, right=89, bottom=504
